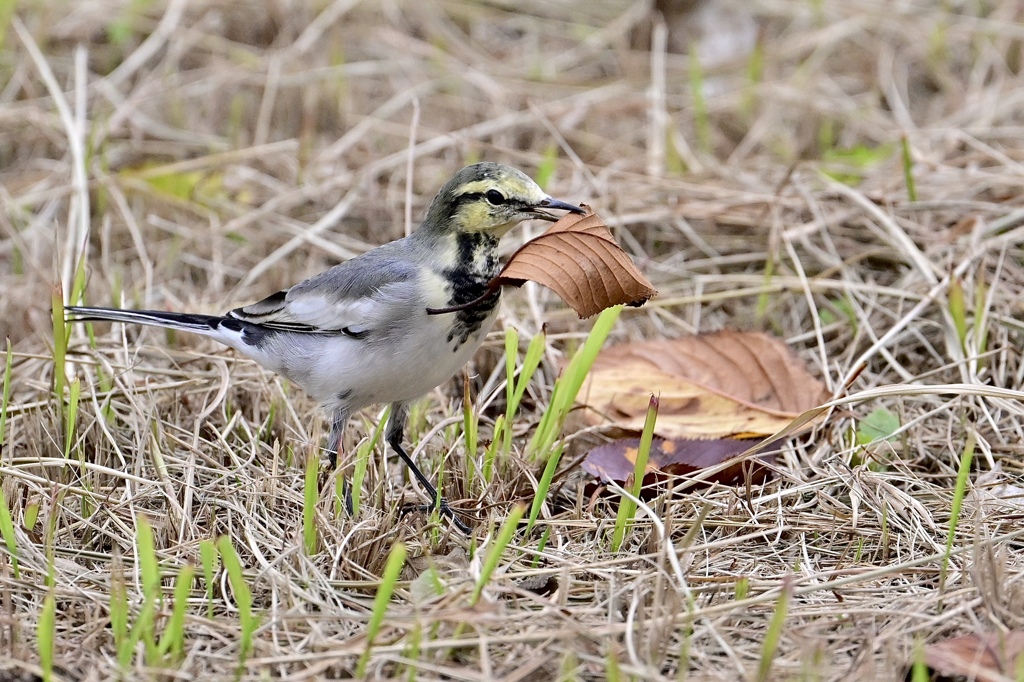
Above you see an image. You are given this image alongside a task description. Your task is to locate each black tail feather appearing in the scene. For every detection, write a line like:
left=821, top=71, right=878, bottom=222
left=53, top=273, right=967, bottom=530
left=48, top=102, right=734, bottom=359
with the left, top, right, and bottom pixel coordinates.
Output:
left=65, top=306, right=224, bottom=332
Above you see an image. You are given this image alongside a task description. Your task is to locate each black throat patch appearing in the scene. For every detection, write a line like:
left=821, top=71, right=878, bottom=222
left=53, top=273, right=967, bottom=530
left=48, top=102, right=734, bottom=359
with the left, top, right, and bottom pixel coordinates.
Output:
left=443, top=231, right=501, bottom=348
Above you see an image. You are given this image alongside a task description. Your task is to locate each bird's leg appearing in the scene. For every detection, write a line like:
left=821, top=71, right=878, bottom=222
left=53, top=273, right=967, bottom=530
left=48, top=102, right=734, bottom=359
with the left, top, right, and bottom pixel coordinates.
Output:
left=386, top=402, right=471, bottom=535
left=326, top=408, right=353, bottom=515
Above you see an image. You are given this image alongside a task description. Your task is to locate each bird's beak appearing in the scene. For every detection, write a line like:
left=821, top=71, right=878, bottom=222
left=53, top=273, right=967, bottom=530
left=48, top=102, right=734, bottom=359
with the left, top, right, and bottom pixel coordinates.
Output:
left=529, top=197, right=586, bottom=221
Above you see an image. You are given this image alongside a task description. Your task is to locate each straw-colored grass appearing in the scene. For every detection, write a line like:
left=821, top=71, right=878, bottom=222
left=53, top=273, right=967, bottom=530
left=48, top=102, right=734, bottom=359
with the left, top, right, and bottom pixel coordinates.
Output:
left=2, top=1, right=1024, bottom=680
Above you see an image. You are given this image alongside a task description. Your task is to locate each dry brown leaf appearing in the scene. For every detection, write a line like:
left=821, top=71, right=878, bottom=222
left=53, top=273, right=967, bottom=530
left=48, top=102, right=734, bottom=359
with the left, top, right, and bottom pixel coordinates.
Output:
left=923, top=631, right=1024, bottom=682
left=582, top=437, right=775, bottom=492
left=580, top=331, right=829, bottom=439
left=426, top=206, right=656, bottom=318
left=495, top=207, right=657, bottom=318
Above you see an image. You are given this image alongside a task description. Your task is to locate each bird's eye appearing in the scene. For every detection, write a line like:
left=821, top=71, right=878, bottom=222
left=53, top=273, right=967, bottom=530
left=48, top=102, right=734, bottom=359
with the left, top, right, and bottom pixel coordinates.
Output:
left=485, top=189, right=506, bottom=205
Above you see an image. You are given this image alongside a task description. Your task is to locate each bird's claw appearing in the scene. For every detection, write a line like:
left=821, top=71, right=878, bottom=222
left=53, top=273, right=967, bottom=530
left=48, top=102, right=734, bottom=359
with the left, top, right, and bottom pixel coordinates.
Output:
left=401, top=499, right=472, bottom=535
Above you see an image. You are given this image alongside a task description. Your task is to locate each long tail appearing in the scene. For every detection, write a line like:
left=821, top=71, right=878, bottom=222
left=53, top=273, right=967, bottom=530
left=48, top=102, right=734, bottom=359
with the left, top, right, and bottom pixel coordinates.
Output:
left=65, top=305, right=282, bottom=370
left=65, top=306, right=225, bottom=334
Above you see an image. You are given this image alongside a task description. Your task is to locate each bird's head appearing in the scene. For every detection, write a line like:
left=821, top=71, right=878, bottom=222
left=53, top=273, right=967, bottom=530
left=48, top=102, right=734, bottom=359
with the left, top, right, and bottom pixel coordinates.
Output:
left=423, top=162, right=584, bottom=238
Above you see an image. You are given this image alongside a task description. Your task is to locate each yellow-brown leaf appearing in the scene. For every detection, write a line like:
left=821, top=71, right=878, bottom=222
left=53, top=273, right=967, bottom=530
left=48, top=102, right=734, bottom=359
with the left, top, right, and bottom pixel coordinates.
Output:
left=580, top=331, right=829, bottom=439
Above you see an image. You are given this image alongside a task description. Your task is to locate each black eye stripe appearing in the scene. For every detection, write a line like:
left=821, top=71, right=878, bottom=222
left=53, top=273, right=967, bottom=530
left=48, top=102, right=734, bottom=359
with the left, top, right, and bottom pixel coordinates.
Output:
left=456, top=192, right=522, bottom=208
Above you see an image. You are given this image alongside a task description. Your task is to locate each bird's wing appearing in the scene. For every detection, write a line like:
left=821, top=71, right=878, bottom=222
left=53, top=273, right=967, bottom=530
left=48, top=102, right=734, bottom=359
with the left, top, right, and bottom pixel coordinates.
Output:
left=228, top=247, right=424, bottom=337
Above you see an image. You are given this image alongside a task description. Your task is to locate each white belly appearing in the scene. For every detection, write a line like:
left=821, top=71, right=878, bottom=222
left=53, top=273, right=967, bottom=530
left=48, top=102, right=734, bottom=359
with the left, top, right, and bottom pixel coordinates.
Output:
left=238, top=298, right=500, bottom=414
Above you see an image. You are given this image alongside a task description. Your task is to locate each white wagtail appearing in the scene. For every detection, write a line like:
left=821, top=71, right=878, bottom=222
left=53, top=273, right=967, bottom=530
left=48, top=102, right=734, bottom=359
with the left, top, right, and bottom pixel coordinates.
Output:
left=66, top=162, right=584, bottom=533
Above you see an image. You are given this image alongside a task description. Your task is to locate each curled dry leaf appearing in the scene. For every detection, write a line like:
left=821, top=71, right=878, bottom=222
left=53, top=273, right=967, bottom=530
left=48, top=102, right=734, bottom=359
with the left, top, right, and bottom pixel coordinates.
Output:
left=495, top=207, right=657, bottom=318
left=582, top=437, right=776, bottom=493
left=580, top=331, right=830, bottom=439
left=427, top=206, right=656, bottom=318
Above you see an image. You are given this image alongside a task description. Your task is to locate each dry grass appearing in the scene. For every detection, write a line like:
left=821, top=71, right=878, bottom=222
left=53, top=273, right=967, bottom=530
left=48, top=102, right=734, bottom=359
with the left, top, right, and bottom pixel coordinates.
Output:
left=2, top=0, right=1024, bottom=680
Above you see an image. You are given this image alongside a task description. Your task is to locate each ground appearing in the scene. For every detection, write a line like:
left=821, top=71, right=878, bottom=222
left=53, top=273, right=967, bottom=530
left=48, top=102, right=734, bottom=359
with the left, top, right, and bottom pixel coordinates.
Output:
left=1, top=1, right=1023, bottom=680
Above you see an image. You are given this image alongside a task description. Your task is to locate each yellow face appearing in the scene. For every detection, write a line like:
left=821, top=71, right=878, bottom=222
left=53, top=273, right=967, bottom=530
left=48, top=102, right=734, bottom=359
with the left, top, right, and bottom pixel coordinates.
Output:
left=422, top=162, right=582, bottom=239
left=449, top=167, right=551, bottom=236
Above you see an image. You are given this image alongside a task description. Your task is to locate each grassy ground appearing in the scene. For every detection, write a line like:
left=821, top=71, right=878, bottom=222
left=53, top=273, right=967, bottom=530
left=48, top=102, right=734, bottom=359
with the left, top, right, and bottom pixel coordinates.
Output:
left=2, top=1, right=1024, bottom=680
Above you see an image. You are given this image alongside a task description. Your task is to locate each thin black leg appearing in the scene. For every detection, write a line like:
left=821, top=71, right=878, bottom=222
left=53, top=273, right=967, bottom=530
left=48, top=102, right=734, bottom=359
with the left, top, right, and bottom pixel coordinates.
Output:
left=326, top=408, right=349, bottom=469
left=339, top=478, right=353, bottom=516
left=386, top=402, right=471, bottom=535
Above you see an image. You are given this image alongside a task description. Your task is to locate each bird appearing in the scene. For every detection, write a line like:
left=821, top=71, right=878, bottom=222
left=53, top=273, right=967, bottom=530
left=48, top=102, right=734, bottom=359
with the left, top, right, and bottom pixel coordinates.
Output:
left=66, top=162, right=584, bottom=534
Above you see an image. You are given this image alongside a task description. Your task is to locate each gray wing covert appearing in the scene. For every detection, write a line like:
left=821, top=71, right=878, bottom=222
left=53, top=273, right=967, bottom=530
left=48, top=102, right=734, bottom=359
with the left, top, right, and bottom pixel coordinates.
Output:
left=228, top=246, right=422, bottom=336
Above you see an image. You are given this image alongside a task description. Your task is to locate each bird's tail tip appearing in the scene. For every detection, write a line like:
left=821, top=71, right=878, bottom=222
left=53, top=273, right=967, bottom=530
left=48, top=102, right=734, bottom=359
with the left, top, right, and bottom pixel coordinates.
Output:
left=63, top=306, right=222, bottom=331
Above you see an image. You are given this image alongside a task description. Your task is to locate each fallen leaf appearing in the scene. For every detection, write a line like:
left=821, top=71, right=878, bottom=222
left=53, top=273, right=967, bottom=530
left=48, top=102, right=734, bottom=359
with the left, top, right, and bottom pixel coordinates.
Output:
left=426, top=206, right=657, bottom=318
left=582, top=437, right=775, bottom=492
left=922, top=631, right=1024, bottom=682
left=495, top=207, right=656, bottom=318
left=580, top=331, right=829, bottom=439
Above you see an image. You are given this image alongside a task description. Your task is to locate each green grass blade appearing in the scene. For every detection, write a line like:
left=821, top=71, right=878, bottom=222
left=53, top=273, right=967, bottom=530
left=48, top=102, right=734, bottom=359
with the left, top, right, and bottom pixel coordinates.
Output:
left=51, top=286, right=67, bottom=410
left=44, top=491, right=60, bottom=590
left=483, top=414, right=503, bottom=485
left=111, top=564, right=131, bottom=667
left=64, top=379, right=80, bottom=458
left=136, top=516, right=160, bottom=596
left=527, top=306, right=621, bottom=461
left=135, top=516, right=161, bottom=663
left=496, top=326, right=519, bottom=466
left=605, top=646, right=622, bottom=682
left=463, top=375, right=478, bottom=484
left=352, top=406, right=388, bottom=516
left=948, top=277, right=968, bottom=353
left=940, top=431, right=975, bottom=592
left=357, top=541, right=407, bottom=677
left=909, top=640, right=929, bottom=682
left=511, top=329, right=546, bottom=415
left=611, top=395, right=659, bottom=552
left=973, top=270, right=989, bottom=362
left=500, top=326, right=546, bottom=461
left=158, top=564, right=195, bottom=661
left=199, top=538, right=218, bottom=618
left=218, top=536, right=258, bottom=666
left=70, top=254, right=88, bottom=307
left=39, top=593, right=56, bottom=682
left=24, top=501, right=39, bottom=534
left=901, top=135, right=917, bottom=202
left=525, top=443, right=562, bottom=536
left=504, top=326, right=519, bottom=416
left=628, top=396, right=658, bottom=500
left=756, top=579, right=792, bottom=682
left=530, top=525, right=551, bottom=569
left=131, top=591, right=160, bottom=667
left=471, top=503, right=526, bottom=606
left=1, top=337, right=13, bottom=452
left=0, top=487, right=18, bottom=579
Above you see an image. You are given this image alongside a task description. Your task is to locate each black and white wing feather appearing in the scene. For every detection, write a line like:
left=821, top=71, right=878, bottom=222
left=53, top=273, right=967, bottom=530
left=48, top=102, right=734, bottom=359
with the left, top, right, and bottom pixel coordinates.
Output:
left=227, top=241, right=423, bottom=339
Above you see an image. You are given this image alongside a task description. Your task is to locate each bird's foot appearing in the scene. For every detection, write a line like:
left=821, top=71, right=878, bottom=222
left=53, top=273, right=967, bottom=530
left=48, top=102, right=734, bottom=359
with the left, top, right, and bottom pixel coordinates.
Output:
left=400, top=498, right=472, bottom=535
